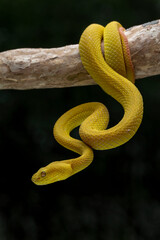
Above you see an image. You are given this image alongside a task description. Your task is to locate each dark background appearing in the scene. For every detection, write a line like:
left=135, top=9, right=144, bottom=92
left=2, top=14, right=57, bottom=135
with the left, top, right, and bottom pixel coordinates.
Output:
left=0, top=0, right=160, bottom=239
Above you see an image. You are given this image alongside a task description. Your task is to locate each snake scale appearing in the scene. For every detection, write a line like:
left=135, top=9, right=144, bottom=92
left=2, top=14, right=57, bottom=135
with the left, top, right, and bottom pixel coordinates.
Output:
left=32, top=21, right=143, bottom=185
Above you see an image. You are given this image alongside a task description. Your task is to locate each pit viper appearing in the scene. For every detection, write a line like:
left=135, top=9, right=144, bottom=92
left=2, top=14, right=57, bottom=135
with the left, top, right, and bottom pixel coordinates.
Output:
left=32, top=21, right=143, bottom=185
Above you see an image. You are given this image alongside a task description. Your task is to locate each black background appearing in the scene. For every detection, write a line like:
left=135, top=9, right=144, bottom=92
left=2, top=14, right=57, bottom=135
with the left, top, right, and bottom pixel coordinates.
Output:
left=0, top=0, right=160, bottom=239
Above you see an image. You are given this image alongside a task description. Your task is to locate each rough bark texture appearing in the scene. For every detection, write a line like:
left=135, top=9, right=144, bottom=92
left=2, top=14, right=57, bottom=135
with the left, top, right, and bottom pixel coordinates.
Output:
left=0, top=19, right=159, bottom=90
left=125, top=19, right=160, bottom=79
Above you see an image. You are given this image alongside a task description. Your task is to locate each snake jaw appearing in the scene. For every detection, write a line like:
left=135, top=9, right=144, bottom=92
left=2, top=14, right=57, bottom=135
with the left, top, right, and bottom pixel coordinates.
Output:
left=31, top=161, right=73, bottom=185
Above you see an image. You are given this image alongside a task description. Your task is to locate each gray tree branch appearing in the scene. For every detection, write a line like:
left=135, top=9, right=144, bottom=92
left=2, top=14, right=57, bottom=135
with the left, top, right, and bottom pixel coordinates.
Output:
left=0, top=20, right=160, bottom=90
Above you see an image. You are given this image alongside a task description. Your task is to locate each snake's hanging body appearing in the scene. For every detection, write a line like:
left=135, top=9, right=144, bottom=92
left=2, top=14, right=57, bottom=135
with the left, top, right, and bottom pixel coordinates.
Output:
left=32, top=21, right=143, bottom=185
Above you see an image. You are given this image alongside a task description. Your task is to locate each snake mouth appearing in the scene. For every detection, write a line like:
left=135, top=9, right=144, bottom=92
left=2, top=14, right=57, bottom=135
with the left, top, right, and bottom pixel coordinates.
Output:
left=31, top=174, right=40, bottom=185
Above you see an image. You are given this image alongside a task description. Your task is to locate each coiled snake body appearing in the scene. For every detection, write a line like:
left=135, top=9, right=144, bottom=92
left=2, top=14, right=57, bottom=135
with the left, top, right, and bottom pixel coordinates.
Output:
left=32, top=21, right=143, bottom=185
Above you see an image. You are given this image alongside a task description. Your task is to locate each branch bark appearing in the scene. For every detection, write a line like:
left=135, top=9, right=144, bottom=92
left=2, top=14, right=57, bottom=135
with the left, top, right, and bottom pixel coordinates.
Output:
left=0, top=19, right=160, bottom=90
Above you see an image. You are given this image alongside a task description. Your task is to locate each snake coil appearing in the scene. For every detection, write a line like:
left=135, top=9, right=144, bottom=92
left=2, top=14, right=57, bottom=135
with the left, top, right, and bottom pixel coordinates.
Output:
left=32, top=21, right=143, bottom=185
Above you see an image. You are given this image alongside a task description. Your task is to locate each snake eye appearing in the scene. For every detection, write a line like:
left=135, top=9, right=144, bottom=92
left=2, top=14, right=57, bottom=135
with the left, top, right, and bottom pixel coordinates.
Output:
left=41, top=171, right=46, bottom=177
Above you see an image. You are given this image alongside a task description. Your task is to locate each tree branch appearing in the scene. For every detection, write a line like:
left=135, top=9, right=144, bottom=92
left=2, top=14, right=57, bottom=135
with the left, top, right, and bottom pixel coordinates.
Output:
left=0, top=20, right=160, bottom=90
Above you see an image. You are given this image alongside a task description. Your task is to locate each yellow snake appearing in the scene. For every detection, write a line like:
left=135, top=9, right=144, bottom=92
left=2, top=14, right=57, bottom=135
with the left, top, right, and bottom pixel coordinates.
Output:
left=32, top=21, right=143, bottom=185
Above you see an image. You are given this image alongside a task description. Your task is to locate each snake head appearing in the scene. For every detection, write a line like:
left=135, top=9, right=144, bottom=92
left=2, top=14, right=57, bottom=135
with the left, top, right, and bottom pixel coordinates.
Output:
left=31, top=161, right=73, bottom=185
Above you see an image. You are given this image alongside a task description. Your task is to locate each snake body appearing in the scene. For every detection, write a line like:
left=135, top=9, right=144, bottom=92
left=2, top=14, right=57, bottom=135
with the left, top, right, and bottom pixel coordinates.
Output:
left=32, top=21, right=143, bottom=185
